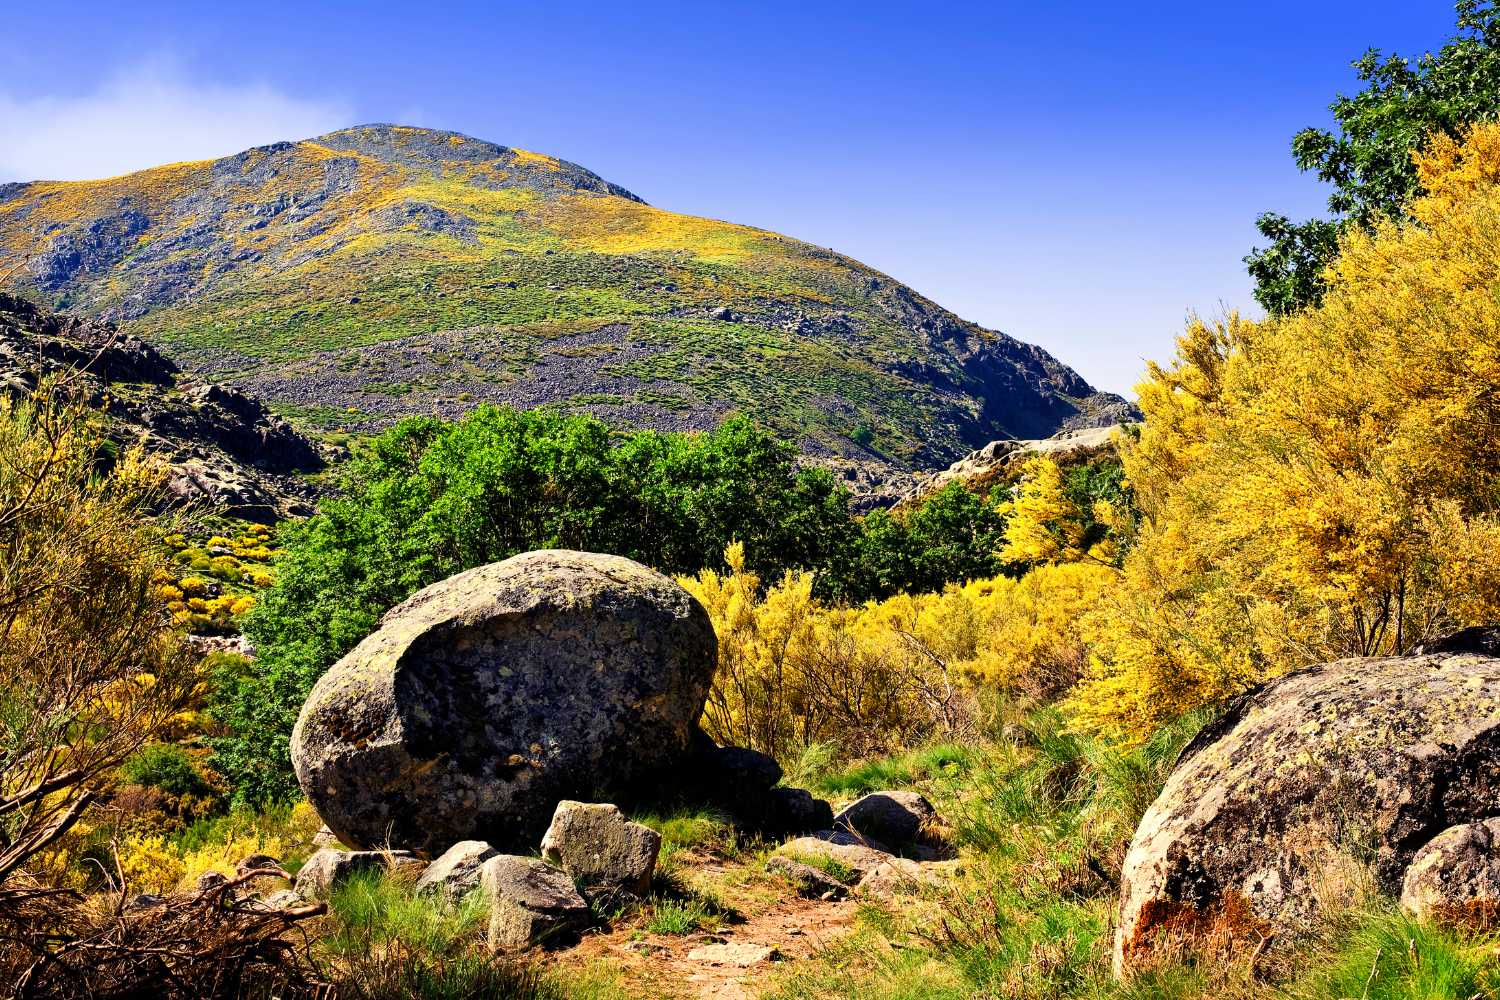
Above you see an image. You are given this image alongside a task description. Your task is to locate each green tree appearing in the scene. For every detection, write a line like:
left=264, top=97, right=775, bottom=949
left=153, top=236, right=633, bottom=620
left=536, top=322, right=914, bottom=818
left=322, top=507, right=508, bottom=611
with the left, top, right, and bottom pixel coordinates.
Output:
left=210, top=405, right=858, bottom=802
left=1247, top=0, right=1500, bottom=313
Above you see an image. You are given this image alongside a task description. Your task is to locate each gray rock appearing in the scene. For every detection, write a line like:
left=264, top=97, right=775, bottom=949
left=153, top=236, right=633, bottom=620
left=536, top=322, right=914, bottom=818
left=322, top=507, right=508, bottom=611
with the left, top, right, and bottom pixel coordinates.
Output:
left=235, top=853, right=281, bottom=874
left=686, top=942, right=778, bottom=966
left=311, top=825, right=343, bottom=849
left=292, top=848, right=422, bottom=901
left=1115, top=640, right=1500, bottom=973
left=1401, top=818, right=1500, bottom=929
left=250, top=889, right=304, bottom=911
left=479, top=854, right=590, bottom=951
left=540, top=801, right=660, bottom=897
left=291, top=550, right=717, bottom=853
left=833, top=791, right=936, bottom=846
left=765, top=855, right=848, bottom=898
left=196, top=871, right=229, bottom=892
left=764, top=787, right=834, bottom=834
left=778, top=831, right=894, bottom=880
left=414, top=840, right=500, bottom=903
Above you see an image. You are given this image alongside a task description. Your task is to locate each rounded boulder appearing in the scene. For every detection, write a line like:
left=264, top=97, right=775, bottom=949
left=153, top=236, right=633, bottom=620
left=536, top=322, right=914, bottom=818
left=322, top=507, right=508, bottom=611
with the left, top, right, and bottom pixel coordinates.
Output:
left=291, top=550, right=717, bottom=853
left=1115, top=633, right=1500, bottom=973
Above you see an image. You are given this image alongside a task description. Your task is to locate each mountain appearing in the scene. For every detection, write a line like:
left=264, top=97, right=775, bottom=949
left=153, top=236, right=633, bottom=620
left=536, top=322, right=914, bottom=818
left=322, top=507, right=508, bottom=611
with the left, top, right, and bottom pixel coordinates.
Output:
left=0, top=124, right=1132, bottom=481
left=0, top=293, right=323, bottom=523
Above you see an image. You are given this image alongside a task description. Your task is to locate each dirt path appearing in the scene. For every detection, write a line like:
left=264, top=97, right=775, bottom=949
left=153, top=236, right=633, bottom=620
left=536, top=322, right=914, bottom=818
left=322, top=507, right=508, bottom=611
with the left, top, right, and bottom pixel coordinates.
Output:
left=558, top=858, right=858, bottom=1000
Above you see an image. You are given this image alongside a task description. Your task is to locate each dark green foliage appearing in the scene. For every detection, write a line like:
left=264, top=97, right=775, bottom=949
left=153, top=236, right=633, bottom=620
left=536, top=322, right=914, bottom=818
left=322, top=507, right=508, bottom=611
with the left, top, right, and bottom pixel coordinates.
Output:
left=1062, top=455, right=1130, bottom=562
left=1248, top=1, right=1500, bottom=313
left=119, top=744, right=213, bottom=799
left=838, top=483, right=1008, bottom=600
left=216, top=405, right=991, bottom=803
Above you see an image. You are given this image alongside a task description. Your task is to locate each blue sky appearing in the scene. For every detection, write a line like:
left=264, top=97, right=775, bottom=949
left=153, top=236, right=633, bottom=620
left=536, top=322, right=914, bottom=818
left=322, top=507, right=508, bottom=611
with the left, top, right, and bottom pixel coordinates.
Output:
left=0, top=2, right=1463, bottom=394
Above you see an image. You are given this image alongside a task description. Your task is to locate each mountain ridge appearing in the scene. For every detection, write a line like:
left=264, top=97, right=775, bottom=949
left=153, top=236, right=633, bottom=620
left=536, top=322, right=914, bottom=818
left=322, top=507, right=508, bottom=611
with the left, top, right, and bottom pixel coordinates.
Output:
left=0, top=124, right=1133, bottom=479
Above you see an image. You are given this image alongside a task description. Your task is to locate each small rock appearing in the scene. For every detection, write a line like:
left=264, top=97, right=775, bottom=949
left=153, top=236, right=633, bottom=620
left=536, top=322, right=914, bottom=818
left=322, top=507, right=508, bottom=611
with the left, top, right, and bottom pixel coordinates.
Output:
left=236, top=853, right=282, bottom=874
left=250, top=889, right=305, bottom=911
left=764, top=787, right=834, bottom=834
left=1402, top=818, right=1500, bottom=929
left=857, top=858, right=937, bottom=897
left=765, top=855, right=849, bottom=898
left=540, top=801, right=661, bottom=897
left=311, top=825, right=343, bottom=849
left=415, top=840, right=500, bottom=903
left=293, top=848, right=423, bottom=900
left=686, top=942, right=778, bottom=966
left=833, top=791, right=936, bottom=846
left=479, top=855, right=590, bottom=951
left=125, top=894, right=166, bottom=911
left=196, top=871, right=229, bottom=892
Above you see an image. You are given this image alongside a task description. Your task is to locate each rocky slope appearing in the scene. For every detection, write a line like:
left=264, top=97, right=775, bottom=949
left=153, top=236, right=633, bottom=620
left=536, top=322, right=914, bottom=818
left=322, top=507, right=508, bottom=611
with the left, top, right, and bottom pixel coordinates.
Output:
left=0, top=124, right=1133, bottom=475
left=0, top=293, right=323, bottom=522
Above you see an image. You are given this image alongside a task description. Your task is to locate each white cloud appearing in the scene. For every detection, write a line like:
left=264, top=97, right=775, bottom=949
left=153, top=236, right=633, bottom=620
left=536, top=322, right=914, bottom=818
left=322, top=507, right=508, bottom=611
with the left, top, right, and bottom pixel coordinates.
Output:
left=0, top=62, right=352, bottom=183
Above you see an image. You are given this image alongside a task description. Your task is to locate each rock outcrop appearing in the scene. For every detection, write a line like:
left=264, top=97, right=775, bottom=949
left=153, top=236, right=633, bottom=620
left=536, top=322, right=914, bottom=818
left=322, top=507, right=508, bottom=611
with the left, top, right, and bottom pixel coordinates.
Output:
left=1400, top=818, right=1500, bottom=929
left=291, top=550, right=718, bottom=854
left=0, top=292, right=323, bottom=522
left=1115, top=636, right=1500, bottom=972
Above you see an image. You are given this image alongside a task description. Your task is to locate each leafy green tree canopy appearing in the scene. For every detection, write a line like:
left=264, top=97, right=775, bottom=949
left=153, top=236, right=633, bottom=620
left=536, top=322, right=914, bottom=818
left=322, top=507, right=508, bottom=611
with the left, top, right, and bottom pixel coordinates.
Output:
left=1247, top=0, right=1500, bottom=314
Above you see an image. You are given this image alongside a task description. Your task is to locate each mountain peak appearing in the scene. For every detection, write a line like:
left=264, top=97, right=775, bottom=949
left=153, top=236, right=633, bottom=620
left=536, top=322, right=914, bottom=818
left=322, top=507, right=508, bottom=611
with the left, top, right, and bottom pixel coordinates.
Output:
left=300, top=124, right=644, bottom=203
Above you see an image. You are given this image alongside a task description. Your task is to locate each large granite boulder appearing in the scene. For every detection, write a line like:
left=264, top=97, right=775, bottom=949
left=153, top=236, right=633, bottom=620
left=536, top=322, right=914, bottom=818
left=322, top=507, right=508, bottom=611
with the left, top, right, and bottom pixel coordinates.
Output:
left=291, top=550, right=717, bottom=854
left=1115, top=633, right=1500, bottom=972
left=1400, top=818, right=1500, bottom=929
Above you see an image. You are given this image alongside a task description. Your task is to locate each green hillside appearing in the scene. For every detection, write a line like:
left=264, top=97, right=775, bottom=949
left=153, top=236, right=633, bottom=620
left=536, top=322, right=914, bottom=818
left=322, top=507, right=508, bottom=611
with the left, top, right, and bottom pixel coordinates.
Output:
left=0, top=124, right=1129, bottom=473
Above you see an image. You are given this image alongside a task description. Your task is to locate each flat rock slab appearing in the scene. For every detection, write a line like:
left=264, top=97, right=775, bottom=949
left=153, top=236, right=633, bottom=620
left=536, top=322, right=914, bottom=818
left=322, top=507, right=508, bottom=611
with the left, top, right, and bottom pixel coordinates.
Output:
left=1402, top=818, right=1500, bottom=929
left=1115, top=639, right=1500, bottom=973
left=540, top=801, right=661, bottom=896
left=291, top=550, right=717, bottom=853
left=686, top=942, right=779, bottom=967
left=778, top=831, right=894, bottom=879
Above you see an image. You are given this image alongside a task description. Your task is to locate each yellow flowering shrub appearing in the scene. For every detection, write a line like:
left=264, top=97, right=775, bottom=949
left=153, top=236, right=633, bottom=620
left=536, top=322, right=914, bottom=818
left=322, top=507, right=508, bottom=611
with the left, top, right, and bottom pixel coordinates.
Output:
left=1071, top=122, right=1500, bottom=741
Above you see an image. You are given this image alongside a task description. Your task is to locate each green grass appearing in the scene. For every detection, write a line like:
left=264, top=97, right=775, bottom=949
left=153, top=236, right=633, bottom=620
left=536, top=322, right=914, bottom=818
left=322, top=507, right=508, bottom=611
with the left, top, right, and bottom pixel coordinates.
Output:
left=633, top=805, right=738, bottom=867
left=760, top=704, right=1500, bottom=1000
left=806, top=742, right=982, bottom=798
left=645, top=896, right=718, bottom=935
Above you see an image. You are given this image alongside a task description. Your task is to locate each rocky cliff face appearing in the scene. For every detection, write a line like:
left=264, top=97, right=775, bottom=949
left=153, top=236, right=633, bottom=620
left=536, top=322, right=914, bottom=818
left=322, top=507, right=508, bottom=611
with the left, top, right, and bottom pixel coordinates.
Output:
left=0, top=293, right=323, bottom=522
left=0, top=124, right=1133, bottom=476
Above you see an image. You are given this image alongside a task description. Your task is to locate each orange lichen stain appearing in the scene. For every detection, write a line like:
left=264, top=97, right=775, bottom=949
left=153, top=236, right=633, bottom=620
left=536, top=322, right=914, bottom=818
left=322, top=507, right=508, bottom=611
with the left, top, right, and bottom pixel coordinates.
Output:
left=1122, top=893, right=1272, bottom=973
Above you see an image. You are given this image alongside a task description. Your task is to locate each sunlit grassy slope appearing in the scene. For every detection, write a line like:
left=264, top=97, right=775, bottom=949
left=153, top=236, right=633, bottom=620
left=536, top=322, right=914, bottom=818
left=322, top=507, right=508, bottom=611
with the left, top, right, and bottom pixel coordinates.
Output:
left=0, top=125, right=1126, bottom=468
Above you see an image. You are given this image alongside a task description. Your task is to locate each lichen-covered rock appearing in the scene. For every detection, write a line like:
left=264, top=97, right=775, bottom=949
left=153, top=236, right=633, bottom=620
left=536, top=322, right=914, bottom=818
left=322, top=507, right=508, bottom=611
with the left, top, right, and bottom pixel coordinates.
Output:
left=292, top=848, right=423, bottom=900
left=414, top=840, right=500, bottom=903
left=291, top=550, right=717, bottom=853
left=539, top=801, right=660, bottom=897
left=1401, top=818, right=1500, bottom=929
left=1115, top=636, right=1500, bottom=973
left=479, top=855, right=590, bottom=951
left=833, top=791, right=936, bottom=846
